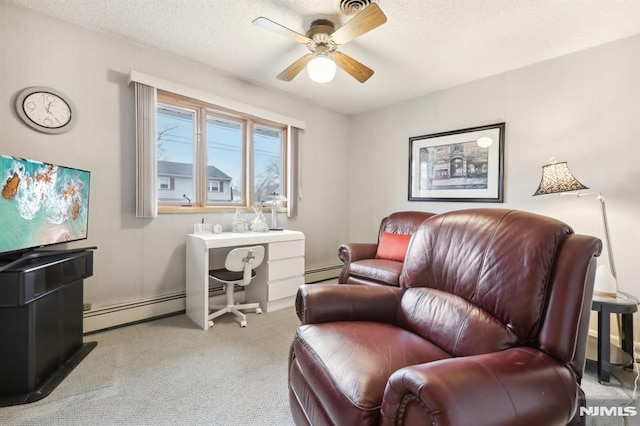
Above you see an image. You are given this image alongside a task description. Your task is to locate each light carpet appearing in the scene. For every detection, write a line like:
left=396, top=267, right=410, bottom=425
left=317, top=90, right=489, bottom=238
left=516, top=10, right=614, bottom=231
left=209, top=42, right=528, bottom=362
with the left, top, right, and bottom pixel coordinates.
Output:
left=0, top=309, right=299, bottom=426
left=0, top=307, right=638, bottom=426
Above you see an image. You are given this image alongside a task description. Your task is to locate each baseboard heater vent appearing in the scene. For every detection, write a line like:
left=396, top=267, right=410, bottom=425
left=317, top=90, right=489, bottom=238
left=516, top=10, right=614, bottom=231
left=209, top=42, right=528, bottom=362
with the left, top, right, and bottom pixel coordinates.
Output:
left=305, top=265, right=341, bottom=283
left=83, top=285, right=229, bottom=333
left=84, top=265, right=342, bottom=333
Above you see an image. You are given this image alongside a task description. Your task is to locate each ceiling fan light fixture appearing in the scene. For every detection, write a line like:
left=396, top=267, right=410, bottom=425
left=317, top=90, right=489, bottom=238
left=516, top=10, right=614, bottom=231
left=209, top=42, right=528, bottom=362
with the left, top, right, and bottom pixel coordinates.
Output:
left=254, top=3, right=385, bottom=83
left=307, top=55, right=337, bottom=83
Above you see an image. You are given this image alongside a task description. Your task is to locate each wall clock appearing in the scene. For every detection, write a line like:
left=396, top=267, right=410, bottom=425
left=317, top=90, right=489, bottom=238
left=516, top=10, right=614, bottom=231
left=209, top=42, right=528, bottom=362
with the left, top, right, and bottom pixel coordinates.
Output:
left=15, top=86, right=76, bottom=134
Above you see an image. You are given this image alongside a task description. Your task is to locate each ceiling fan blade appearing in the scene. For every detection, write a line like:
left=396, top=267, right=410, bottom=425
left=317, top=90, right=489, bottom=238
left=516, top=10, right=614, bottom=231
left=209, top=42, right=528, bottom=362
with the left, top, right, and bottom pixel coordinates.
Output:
left=277, top=54, right=315, bottom=81
left=252, top=17, right=312, bottom=45
left=330, top=3, right=387, bottom=46
left=332, top=51, right=374, bottom=83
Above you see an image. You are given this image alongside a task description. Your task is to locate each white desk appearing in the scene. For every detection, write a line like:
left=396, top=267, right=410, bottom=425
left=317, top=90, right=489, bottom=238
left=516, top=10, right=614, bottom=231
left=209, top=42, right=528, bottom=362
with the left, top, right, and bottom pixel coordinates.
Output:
left=186, top=230, right=305, bottom=330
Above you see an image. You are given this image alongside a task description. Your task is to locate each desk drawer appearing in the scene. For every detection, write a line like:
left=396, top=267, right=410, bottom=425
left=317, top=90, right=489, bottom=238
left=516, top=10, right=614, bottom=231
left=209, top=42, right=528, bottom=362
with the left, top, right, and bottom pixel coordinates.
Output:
left=269, top=240, right=305, bottom=260
left=269, top=257, right=304, bottom=281
left=268, top=276, right=304, bottom=301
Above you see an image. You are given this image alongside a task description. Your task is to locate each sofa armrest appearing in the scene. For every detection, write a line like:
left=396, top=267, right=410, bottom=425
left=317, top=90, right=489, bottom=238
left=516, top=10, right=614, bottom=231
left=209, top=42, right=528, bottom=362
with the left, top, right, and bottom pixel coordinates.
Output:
left=295, top=283, right=402, bottom=325
left=381, top=347, right=578, bottom=426
left=338, top=243, right=380, bottom=283
left=338, top=243, right=379, bottom=263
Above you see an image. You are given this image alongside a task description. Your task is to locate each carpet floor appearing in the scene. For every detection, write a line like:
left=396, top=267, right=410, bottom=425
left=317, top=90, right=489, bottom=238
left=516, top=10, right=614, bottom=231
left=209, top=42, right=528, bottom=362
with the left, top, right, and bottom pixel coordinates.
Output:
left=0, top=307, right=638, bottom=426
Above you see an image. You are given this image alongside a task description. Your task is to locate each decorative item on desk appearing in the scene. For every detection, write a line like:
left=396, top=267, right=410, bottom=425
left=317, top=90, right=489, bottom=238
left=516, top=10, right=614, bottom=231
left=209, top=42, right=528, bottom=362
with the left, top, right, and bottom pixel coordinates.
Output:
left=213, top=224, right=223, bottom=234
left=250, top=203, right=269, bottom=232
left=533, top=158, right=618, bottom=297
left=194, top=218, right=212, bottom=234
left=264, top=192, right=287, bottom=231
left=232, top=208, right=249, bottom=233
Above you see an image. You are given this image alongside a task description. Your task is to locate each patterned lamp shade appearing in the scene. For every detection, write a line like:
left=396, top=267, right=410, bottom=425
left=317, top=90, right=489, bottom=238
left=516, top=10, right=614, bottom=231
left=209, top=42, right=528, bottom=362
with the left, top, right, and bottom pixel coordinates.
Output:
left=533, top=161, right=589, bottom=196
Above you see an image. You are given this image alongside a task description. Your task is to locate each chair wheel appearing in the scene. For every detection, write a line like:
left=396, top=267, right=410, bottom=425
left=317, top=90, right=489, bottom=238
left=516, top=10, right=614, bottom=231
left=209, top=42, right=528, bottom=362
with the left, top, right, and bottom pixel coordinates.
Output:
left=240, top=320, right=247, bottom=327
left=256, top=308, right=262, bottom=314
left=208, top=320, right=214, bottom=327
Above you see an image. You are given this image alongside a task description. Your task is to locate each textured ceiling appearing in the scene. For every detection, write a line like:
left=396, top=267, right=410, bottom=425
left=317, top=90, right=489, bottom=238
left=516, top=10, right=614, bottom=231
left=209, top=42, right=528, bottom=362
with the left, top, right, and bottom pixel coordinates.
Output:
left=9, top=0, right=640, bottom=115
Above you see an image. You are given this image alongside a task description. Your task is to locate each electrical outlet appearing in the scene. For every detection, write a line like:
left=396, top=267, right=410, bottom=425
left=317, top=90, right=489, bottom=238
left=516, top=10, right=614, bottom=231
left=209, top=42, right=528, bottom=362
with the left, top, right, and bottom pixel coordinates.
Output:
left=83, top=303, right=92, bottom=311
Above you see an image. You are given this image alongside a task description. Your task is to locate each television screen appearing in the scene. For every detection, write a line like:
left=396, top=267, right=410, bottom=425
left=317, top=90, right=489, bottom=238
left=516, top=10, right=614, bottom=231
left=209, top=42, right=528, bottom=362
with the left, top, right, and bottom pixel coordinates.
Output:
left=0, top=155, right=90, bottom=255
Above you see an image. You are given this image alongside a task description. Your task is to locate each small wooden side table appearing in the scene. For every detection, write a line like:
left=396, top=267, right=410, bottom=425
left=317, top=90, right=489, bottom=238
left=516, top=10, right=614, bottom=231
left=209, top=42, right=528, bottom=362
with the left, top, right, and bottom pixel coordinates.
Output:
left=590, top=292, right=638, bottom=384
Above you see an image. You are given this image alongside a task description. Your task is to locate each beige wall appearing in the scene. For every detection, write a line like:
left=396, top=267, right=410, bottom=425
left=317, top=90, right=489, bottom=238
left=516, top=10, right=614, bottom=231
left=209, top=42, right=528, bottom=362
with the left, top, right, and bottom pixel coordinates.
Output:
left=2, top=2, right=639, bottom=336
left=0, top=3, right=349, bottom=310
left=348, top=34, right=640, bottom=297
left=348, top=34, right=640, bottom=338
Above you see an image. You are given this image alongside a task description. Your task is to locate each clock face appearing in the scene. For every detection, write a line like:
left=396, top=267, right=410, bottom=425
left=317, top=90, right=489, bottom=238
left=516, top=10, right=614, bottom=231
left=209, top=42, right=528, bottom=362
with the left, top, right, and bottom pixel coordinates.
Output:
left=16, top=87, right=75, bottom=134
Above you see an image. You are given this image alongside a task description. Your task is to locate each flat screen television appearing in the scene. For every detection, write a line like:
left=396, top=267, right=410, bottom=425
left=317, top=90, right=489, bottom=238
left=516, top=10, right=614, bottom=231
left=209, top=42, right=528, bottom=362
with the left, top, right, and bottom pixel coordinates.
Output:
left=0, top=155, right=90, bottom=258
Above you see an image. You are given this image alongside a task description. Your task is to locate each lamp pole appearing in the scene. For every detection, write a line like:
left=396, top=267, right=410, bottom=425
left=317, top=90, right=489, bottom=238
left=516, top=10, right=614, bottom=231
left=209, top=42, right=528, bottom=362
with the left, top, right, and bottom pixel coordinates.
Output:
left=576, top=192, right=616, bottom=278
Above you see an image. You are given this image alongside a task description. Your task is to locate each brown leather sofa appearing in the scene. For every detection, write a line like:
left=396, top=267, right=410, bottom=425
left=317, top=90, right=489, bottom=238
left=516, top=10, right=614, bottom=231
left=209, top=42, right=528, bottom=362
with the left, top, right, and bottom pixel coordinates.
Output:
left=338, top=211, right=435, bottom=286
left=289, top=208, right=601, bottom=426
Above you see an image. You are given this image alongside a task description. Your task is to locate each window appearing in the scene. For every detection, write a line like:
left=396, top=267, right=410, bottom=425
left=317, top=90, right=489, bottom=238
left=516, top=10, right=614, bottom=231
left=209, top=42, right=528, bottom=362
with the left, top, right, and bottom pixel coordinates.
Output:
left=158, top=176, right=174, bottom=190
left=206, top=115, right=243, bottom=204
left=131, top=73, right=302, bottom=218
left=208, top=180, right=221, bottom=192
left=254, top=124, right=283, bottom=203
left=156, top=90, right=287, bottom=212
left=157, top=104, right=195, bottom=203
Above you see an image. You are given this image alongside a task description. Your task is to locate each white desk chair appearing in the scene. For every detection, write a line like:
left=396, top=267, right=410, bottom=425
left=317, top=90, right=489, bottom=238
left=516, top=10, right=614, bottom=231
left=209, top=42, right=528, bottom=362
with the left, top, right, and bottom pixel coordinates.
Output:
left=207, top=245, right=264, bottom=327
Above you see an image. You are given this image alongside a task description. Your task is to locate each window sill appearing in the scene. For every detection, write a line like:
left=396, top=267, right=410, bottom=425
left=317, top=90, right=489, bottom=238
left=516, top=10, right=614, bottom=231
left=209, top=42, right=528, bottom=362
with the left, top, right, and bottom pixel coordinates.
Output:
left=157, top=205, right=286, bottom=214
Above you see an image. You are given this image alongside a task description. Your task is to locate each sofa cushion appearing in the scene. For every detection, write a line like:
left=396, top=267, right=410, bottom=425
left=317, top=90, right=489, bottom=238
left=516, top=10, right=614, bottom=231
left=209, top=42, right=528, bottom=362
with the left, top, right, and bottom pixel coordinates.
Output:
left=292, top=322, right=451, bottom=425
left=398, top=287, right=519, bottom=357
left=375, top=232, right=412, bottom=262
left=349, top=259, right=403, bottom=286
left=400, top=208, right=573, bottom=354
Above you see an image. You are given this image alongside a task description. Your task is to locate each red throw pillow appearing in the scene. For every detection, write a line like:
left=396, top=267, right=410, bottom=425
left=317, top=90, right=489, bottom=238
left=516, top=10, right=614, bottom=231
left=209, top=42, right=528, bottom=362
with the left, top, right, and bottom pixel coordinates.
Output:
left=375, top=232, right=412, bottom=262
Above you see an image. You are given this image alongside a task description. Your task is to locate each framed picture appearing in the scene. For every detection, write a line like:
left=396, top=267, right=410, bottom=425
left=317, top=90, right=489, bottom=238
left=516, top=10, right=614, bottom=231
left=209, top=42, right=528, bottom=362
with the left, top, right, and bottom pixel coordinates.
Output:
left=408, top=123, right=505, bottom=202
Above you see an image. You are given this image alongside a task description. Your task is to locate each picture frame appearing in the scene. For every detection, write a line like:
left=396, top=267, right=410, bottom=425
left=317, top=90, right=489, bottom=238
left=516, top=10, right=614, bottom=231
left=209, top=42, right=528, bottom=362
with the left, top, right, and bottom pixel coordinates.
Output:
left=408, top=123, right=505, bottom=202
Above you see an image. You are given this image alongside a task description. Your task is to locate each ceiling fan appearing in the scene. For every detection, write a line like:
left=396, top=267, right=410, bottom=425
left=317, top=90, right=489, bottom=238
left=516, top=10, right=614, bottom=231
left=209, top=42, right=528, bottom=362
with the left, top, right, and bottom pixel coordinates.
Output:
left=252, top=3, right=387, bottom=84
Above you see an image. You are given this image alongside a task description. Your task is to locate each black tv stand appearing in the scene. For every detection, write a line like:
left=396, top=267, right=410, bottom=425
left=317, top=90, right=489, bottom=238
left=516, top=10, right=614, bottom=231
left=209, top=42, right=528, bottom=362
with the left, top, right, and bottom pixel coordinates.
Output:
left=0, top=246, right=97, bottom=273
left=0, top=247, right=96, bottom=403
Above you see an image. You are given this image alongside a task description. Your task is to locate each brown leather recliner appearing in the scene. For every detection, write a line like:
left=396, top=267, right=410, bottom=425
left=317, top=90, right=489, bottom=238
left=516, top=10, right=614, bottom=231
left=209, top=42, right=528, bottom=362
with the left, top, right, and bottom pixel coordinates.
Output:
left=338, top=211, right=435, bottom=286
left=289, top=208, right=601, bottom=426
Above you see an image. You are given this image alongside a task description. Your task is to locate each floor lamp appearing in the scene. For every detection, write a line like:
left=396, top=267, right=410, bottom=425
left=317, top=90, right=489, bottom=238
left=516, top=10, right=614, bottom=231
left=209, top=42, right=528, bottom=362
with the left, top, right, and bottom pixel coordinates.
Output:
left=533, top=159, right=618, bottom=297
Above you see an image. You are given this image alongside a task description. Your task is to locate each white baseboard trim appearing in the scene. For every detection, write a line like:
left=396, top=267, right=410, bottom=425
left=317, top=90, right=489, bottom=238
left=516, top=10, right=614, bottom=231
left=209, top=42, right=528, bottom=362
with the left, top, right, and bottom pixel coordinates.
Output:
left=84, top=265, right=342, bottom=333
left=588, top=329, right=624, bottom=347
left=83, top=286, right=242, bottom=333
left=83, top=293, right=185, bottom=333
left=588, top=329, right=639, bottom=360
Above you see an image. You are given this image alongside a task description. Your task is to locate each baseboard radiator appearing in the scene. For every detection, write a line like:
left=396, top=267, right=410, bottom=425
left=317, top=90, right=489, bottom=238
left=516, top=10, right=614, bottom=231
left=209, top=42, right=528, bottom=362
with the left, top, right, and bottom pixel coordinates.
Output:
left=304, top=264, right=342, bottom=284
left=83, top=265, right=342, bottom=333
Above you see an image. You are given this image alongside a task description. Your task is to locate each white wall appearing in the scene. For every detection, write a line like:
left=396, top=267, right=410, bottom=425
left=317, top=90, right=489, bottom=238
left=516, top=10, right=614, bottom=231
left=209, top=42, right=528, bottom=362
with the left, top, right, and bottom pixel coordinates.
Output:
left=349, top=34, right=640, bottom=300
left=0, top=3, right=349, bottom=310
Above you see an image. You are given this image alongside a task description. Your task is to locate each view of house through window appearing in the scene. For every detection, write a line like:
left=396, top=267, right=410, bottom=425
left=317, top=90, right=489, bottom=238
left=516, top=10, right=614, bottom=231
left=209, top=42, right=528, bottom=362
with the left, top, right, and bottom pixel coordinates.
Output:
left=157, top=104, right=195, bottom=204
left=206, top=116, right=243, bottom=203
left=156, top=91, right=287, bottom=211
